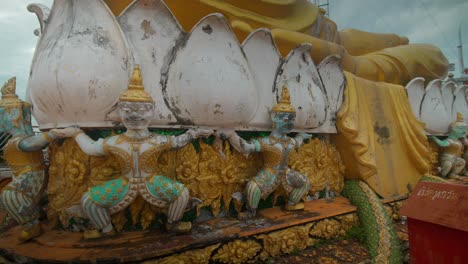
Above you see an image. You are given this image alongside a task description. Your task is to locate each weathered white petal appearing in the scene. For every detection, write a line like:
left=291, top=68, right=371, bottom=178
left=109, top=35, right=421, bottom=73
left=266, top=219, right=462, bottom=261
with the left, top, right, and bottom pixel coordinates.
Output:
left=420, top=80, right=450, bottom=134
left=27, top=0, right=132, bottom=129
left=27, top=3, right=50, bottom=36
left=441, top=81, right=456, bottom=120
left=118, top=0, right=183, bottom=125
left=315, top=55, right=345, bottom=133
left=164, top=14, right=257, bottom=127
left=405, top=77, right=426, bottom=119
left=242, top=29, right=281, bottom=129
left=453, top=85, right=468, bottom=123
left=275, top=44, right=327, bottom=130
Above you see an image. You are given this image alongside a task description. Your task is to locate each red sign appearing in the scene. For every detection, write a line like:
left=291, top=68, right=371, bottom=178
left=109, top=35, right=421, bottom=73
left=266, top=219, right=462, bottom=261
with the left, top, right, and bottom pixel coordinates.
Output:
left=400, top=181, right=468, bottom=231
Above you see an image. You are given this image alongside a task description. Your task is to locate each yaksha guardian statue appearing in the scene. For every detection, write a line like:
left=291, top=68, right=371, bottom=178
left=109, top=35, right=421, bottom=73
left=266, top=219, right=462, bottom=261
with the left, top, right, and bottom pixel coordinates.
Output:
left=431, top=112, right=468, bottom=178
left=219, top=86, right=312, bottom=219
left=55, top=65, right=212, bottom=239
left=0, top=77, right=64, bottom=242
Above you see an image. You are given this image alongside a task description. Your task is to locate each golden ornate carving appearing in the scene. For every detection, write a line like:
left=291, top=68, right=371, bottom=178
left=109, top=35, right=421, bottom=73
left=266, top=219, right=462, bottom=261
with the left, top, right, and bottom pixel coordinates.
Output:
left=89, top=155, right=121, bottom=186
left=144, top=243, right=220, bottom=264
left=197, top=140, right=223, bottom=216
left=221, top=141, right=262, bottom=213
left=140, top=141, right=172, bottom=174
left=119, top=65, right=154, bottom=103
left=46, top=131, right=344, bottom=229
left=47, top=139, right=89, bottom=227
left=212, top=240, right=262, bottom=264
left=310, top=219, right=346, bottom=239
left=174, top=142, right=199, bottom=189
left=272, top=85, right=295, bottom=113
left=336, top=213, right=359, bottom=232
left=427, top=140, right=440, bottom=176
left=288, top=137, right=345, bottom=195
left=257, top=224, right=315, bottom=260
left=111, top=209, right=127, bottom=232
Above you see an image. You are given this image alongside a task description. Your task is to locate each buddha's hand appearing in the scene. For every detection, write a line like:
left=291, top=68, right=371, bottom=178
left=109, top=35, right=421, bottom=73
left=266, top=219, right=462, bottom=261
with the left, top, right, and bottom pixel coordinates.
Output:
left=50, top=126, right=82, bottom=138
left=188, top=128, right=213, bottom=139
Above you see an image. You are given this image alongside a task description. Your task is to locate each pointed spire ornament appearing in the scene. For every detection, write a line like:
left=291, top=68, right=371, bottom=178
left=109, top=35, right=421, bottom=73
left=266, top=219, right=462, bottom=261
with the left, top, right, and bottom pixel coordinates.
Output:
left=451, top=112, right=467, bottom=129
left=0, top=77, right=30, bottom=108
left=119, top=65, right=154, bottom=103
left=271, top=85, right=296, bottom=113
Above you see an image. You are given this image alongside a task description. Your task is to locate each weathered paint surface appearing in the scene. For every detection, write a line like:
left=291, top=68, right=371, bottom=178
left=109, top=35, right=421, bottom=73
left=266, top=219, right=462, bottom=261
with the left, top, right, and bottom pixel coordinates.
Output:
left=316, top=55, right=345, bottom=133
left=27, top=0, right=132, bottom=129
left=453, top=84, right=468, bottom=123
left=118, top=0, right=183, bottom=125
left=26, top=0, right=345, bottom=132
left=165, top=14, right=258, bottom=126
left=275, top=44, right=327, bottom=130
left=242, top=29, right=281, bottom=129
left=406, top=78, right=468, bottom=135
left=405, top=77, right=425, bottom=118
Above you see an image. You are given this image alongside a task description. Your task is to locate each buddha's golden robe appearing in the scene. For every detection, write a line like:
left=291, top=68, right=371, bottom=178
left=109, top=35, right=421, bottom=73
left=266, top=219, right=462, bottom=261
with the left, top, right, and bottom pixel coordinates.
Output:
left=105, top=0, right=449, bottom=85
left=333, top=72, right=431, bottom=197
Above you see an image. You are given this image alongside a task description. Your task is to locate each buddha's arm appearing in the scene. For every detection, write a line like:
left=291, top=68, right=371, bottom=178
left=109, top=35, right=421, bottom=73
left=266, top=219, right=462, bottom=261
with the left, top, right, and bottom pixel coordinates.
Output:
left=17, top=132, right=57, bottom=152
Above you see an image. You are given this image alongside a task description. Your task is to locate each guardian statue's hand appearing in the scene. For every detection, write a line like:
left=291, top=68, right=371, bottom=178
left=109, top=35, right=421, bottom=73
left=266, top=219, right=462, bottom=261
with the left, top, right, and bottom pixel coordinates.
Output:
left=50, top=126, right=82, bottom=138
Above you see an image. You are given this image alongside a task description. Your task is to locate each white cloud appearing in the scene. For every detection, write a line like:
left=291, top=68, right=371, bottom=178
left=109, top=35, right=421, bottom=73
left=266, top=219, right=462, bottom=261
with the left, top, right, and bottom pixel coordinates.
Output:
left=0, top=0, right=52, bottom=100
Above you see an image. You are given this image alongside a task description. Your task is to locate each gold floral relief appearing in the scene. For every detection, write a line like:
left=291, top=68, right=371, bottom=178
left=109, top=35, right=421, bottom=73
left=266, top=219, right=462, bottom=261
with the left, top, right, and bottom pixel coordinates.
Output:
left=111, top=209, right=127, bottom=232
left=196, top=140, right=223, bottom=216
left=385, top=200, right=404, bottom=220
left=47, top=139, right=89, bottom=227
left=309, top=219, right=346, bottom=239
left=289, top=137, right=345, bottom=195
left=257, top=223, right=315, bottom=260
left=144, top=244, right=220, bottom=264
left=89, top=155, right=121, bottom=186
left=427, top=140, right=440, bottom=176
left=336, top=213, right=359, bottom=232
left=154, top=148, right=178, bottom=179
left=175, top=143, right=199, bottom=191
left=212, top=240, right=262, bottom=264
left=220, top=141, right=261, bottom=213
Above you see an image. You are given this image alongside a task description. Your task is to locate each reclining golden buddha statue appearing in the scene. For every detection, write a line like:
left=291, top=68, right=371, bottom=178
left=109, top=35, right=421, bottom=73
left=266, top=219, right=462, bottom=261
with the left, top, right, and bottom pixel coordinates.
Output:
left=105, top=0, right=449, bottom=85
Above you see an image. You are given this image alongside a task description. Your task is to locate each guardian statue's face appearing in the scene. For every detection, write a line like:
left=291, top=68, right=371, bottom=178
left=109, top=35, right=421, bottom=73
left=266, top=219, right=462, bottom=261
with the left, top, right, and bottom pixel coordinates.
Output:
left=451, top=123, right=468, bottom=139
left=0, top=106, right=31, bottom=133
left=118, top=101, right=154, bottom=130
left=271, top=112, right=295, bottom=134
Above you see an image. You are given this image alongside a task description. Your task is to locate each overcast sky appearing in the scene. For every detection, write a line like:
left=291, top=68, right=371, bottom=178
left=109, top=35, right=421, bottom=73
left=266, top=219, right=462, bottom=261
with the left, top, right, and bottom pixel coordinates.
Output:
left=1, top=0, right=467, bottom=101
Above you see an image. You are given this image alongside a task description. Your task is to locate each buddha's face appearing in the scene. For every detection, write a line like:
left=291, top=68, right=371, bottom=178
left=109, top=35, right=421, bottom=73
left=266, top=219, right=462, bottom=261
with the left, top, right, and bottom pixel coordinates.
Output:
left=118, top=101, right=154, bottom=130
left=271, top=111, right=295, bottom=134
